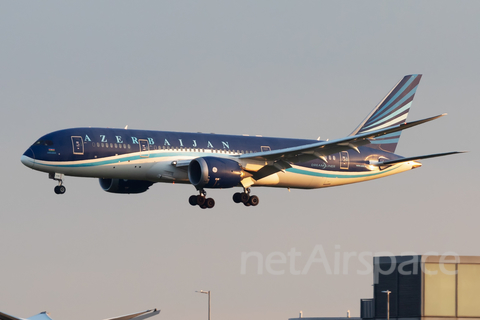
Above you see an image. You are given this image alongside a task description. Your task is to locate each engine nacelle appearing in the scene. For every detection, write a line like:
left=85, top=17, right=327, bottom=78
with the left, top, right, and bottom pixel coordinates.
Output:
left=99, top=178, right=153, bottom=194
left=188, top=157, right=242, bottom=189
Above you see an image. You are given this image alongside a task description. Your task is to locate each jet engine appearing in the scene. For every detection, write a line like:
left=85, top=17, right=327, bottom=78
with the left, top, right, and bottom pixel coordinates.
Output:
left=188, top=157, right=242, bottom=189
left=99, top=178, right=153, bottom=194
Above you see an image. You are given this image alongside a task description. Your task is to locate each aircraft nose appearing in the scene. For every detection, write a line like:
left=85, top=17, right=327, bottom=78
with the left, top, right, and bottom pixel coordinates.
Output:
left=21, top=148, right=35, bottom=168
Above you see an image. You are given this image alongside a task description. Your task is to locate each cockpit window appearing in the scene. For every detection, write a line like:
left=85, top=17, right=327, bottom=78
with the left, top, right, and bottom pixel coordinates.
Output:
left=34, top=140, right=54, bottom=146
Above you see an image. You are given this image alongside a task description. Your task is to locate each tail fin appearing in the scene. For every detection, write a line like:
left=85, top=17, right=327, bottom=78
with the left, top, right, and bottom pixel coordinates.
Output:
left=350, top=74, right=422, bottom=153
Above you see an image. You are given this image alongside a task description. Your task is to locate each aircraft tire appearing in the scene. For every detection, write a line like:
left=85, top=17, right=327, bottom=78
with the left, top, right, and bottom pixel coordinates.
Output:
left=189, top=195, right=198, bottom=206
left=205, top=198, right=215, bottom=208
left=233, top=192, right=242, bottom=203
left=240, top=192, right=250, bottom=204
left=248, top=195, right=259, bottom=206
left=58, top=186, right=66, bottom=194
left=197, top=195, right=206, bottom=206
left=54, top=186, right=60, bottom=194
left=200, top=204, right=208, bottom=209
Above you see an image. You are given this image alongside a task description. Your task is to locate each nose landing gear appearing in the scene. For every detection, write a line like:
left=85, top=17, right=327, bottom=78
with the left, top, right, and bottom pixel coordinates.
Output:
left=233, top=188, right=259, bottom=207
left=50, top=173, right=66, bottom=195
left=189, top=190, right=215, bottom=209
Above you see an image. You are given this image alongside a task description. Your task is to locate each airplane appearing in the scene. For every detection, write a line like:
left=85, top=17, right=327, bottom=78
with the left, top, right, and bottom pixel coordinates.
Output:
left=21, top=74, right=463, bottom=209
left=0, top=308, right=160, bottom=320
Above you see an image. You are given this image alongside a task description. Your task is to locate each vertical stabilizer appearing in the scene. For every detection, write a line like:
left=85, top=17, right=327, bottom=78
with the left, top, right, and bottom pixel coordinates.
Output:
left=350, top=74, right=422, bottom=153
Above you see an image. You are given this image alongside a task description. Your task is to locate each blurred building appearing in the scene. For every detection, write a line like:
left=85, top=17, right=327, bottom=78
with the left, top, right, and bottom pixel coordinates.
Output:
left=290, top=255, right=480, bottom=320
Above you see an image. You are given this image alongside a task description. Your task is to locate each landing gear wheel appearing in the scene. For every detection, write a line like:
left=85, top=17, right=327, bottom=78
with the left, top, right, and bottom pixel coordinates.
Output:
left=243, top=201, right=251, bottom=206
left=189, top=195, right=198, bottom=206
left=205, top=198, right=215, bottom=208
left=248, top=195, right=259, bottom=206
left=54, top=185, right=66, bottom=194
left=189, top=189, right=216, bottom=209
left=196, top=195, right=206, bottom=206
left=240, top=192, right=250, bottom=204
left=233, top=192, right=242, bottom=203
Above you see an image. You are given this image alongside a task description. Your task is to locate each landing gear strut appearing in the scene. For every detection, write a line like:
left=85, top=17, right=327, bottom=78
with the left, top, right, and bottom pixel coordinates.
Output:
left=233, top=188, right=259, bottom=207
left=50, top=173, right=66, bottom=195
left=189, top=189, right=215, bottom=209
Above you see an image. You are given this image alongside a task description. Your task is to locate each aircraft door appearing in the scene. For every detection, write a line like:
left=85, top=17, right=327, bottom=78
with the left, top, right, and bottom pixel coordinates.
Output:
left=71, top=136, right=84, bottom=155
left=139, top=139, right=149, bottom=157
left=340, top=151, right=349, bottom=169
left=261, top=146, right=271, bottom=152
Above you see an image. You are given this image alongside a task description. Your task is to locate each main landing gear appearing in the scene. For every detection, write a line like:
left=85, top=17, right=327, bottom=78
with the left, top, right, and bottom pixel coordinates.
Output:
left=189, top=190, right=215, bottom=209
left=50, top=173, right=66, bottom=195
left=188, top=188, right=259, bottom=209
left=233, top=188, right=259, bottom=207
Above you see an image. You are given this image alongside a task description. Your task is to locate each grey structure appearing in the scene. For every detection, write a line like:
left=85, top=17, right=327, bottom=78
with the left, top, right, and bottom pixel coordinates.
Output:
left=289, top=255, right=480, bottom=320
left=363, top=255, right=480, bottom=320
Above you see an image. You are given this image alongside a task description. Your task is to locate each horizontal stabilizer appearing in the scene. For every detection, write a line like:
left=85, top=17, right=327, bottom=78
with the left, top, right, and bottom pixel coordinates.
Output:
left=370, top=151, right=466, bottom=166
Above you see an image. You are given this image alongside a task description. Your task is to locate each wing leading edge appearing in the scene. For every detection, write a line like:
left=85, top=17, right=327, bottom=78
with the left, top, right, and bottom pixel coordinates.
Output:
left=102, top=309, right=160, bottom=320
left=240, top=113, right=447, bottom=163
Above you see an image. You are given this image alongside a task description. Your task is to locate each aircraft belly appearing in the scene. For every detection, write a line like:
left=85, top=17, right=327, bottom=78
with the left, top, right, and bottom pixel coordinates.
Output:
left=274, top=168, right=317, bottom=189
left=276, top=164, right=412, bottom=189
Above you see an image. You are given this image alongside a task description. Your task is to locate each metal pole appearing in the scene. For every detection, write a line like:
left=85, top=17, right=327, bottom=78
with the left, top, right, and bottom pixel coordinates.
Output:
left=387, top=291, right=390, bottom=320
left=208, top=291, right=211, bottom=320
left=196, top=290, right=211, bottom=320
left=382, top=290, right=391, bottom=320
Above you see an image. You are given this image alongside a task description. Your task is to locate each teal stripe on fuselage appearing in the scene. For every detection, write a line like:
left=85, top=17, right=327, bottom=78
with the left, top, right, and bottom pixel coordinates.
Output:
left=35, top=152, right=208, bottom=168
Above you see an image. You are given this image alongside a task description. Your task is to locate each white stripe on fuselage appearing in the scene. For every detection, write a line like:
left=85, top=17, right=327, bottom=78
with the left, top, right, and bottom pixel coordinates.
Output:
left=28, top=149, right=415, bottom=189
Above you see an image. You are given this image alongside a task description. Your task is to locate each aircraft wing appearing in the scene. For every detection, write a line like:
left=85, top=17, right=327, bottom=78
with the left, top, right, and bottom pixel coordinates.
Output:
left=27, top=313, right=53, bottom=320
left=102, top=309, right=160, bottom=320
left=369, top=151, right=465, bottom=166
left=0, top=311, right=23, bottom=320
left=0, top=311, right=53, bottom=320
left=240, top=114, right=446, bottom=162
left=238, top=114, right=447, bottom=180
